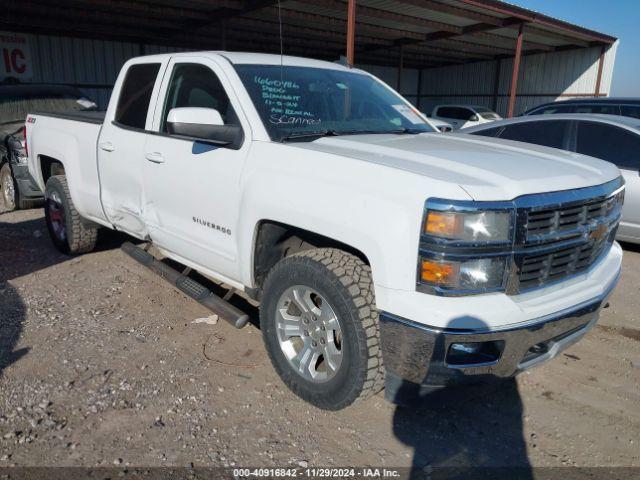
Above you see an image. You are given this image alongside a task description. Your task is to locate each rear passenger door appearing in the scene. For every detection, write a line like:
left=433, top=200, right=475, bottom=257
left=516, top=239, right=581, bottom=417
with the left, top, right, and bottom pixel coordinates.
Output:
left=142, top=56, right=251, bottom=283
left=574, top=121, right=640, bottom=240
left=98, top=60, right=166, bottom=237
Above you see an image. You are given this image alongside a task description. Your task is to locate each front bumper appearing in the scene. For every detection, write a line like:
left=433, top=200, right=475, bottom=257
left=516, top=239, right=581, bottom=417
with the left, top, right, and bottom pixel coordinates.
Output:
left=380, top=269, right=619, bottom=401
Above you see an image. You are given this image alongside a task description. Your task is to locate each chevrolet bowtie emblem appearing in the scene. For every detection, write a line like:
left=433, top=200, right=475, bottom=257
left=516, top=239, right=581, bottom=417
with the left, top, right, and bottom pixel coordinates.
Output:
left=589, top=223, right=608, bottom=242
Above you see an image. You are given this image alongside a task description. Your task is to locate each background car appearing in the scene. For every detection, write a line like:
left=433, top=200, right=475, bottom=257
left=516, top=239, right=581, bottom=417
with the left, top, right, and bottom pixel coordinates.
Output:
left=0, top=83, right=98, bottom=211
left=463, top=114, right=639, bottom=243
left=523, top=97, right=640, bottom=119
left=431, top=104, right=502, bottom=130
left=425, top=116, right=453, bottom=132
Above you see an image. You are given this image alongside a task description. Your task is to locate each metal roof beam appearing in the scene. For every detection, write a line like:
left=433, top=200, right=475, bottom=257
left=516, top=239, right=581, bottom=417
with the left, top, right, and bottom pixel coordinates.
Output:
left=169, top=0, right=279, bottom=35
left=523, top=24, right=590, bottom=48
left=456, top=0, right=616, bottom=44
left=302, top=0, right=462, bottom=33
left=261, top=7, right=425, bottom=40
left=395, top=0, right=508, bottom=26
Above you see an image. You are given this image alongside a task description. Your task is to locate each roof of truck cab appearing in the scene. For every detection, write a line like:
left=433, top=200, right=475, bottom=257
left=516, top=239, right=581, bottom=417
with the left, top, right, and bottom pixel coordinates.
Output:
left=131, top=51, right=356, bottom=72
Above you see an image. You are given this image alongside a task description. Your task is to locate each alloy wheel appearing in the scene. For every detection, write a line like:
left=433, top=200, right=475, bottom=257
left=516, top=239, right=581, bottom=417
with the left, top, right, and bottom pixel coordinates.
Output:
left=275, top=285, right=343, bottom=383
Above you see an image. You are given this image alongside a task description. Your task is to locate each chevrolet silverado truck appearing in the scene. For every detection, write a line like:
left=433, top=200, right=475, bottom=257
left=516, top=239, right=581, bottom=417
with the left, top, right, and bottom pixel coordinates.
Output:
left=26, top=52, right=624, bottom=410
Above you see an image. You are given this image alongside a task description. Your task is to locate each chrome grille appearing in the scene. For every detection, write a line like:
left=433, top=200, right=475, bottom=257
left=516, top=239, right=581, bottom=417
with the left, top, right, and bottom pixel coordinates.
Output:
left=518, top=235, right=611, bottom=290
left=514, top=183, right=624, bottom=292
left=525, top=195, right=620, bottom=240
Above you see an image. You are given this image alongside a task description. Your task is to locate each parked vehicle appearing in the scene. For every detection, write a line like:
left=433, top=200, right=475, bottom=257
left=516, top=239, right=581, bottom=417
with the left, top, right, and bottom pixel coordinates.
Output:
left=523, top=97, right=640, bottom=119
left=0, top=83, right=97, bottom=211
left=431, top=104, right=502, bottom=130
left=464, top=114, right=639, bottom=243
left=26, top=53, right=623, bottom=409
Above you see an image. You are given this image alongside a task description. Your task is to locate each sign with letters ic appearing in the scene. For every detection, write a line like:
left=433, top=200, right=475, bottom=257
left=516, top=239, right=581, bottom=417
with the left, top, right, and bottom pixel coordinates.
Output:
left=1, top=32, right=33, bottom=80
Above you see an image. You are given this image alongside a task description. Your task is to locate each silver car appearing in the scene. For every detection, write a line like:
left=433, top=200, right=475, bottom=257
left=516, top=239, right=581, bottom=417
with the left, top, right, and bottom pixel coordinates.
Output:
left=463, top=114, right=639, bottom=243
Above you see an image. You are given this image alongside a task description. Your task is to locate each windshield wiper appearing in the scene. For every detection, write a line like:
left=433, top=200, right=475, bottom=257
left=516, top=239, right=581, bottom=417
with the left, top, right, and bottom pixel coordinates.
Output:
left=332, top=128, right=424, bottom=136
left=280, top=129, right=340, bottom=142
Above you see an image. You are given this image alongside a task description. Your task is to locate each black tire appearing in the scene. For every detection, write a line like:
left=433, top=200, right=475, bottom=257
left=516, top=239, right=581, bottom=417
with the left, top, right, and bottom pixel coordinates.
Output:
left=44, top=175, right=97, bottom=255
left=0, top=162, right=16, bottom=212
left=260, top=248, right=384, bottom=410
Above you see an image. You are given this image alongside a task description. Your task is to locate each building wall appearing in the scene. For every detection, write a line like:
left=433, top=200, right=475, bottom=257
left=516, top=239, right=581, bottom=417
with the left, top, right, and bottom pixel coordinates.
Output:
left=418, top=42, right=618, bottom=116
left=7, top=32, right=616, bottom=117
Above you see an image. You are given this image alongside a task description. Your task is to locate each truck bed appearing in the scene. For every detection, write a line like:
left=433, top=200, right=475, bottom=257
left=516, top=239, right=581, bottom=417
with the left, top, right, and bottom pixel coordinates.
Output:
left=34, top=110, right=106, bottom=125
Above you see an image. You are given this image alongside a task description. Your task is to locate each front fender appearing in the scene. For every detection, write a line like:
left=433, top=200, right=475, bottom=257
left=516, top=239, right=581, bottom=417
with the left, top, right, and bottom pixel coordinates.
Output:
left=236, top=142, right=470, bottom=295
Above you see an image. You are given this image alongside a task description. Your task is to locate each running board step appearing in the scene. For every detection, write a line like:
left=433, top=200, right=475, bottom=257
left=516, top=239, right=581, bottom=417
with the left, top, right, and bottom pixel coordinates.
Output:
left=121, top=242, right=249, bottom=329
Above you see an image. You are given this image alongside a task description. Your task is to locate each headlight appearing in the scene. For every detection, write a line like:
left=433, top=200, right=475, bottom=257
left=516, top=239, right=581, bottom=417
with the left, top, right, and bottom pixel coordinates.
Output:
left=424, top=210, right=512, bottom=243
left=420, top=257, right=507, bottom=291
left=418, top=200, right=515, bottom=295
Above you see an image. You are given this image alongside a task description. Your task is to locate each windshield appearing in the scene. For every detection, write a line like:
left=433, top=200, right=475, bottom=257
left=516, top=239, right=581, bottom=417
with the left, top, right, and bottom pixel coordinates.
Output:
left=473, top=106, right=501, bottom=120
left=234, top=65, right=435, bottom=141
left=0, top=89, right=97, bottom=125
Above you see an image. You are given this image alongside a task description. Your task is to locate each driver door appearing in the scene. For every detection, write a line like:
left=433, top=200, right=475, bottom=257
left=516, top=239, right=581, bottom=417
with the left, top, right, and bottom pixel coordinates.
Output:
left=142, top=56, right=251, bottom=282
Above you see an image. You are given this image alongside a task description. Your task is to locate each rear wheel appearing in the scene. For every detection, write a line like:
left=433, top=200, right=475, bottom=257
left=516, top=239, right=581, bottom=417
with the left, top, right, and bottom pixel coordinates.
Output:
left=260, top=248, right=384, bottom=410
left=44, top=175, right=97, bottom=254
left=1, top=163, right=16, bottom=212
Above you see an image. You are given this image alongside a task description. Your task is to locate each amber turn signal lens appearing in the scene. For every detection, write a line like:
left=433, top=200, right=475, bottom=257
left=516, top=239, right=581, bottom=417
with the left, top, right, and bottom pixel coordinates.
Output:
left=425, top=211, right=458, bottom=237
left=421, top=260, right=456, bottom=285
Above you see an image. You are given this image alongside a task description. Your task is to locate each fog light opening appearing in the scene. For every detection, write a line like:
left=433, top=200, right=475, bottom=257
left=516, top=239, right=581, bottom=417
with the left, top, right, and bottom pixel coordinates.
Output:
left=446, top=340, right=504, bottom=366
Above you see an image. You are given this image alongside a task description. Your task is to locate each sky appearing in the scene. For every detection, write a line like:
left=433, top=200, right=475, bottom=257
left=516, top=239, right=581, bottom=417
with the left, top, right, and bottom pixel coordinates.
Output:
left=508, top=0, right=638, bottom=96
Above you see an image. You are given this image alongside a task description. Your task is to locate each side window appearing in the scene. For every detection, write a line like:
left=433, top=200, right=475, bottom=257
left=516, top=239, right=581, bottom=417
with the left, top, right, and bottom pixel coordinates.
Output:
left=460, top=108, right=475, bottom=121
left=498, top=120, right=567, bottom=149
left=115, top=63, right=161, bottom=129
left=574, top=104, right=619, bottom=115
left=620, top=105, right=640, bottom=119
left=436, top=107, right=453, bottom=118
left=576, top=121, right=640, bottom=170
left=529, top=105, right=574, bottom=115
left=469, top=126, right=502, bottom=138
left=438, top=107, right=472, bottom=120
left=161, top=63, right=237, bottom=132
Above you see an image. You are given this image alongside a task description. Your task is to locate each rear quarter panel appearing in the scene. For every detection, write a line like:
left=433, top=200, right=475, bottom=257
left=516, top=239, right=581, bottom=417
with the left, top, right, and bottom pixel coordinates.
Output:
left=27, top=115, right=106, bottom=224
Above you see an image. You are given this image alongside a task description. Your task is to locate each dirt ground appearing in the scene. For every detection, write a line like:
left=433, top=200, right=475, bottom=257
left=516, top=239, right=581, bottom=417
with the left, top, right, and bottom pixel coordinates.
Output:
left=1, top=204, right=639, bottom=473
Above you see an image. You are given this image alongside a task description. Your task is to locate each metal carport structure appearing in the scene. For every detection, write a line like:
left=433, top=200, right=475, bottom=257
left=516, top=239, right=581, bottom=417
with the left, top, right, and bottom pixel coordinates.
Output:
left=0, top=0, right=618, bottom=116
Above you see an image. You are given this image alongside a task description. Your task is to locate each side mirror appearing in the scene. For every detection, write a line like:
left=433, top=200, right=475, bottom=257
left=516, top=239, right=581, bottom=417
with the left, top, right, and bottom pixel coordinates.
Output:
left=469, top=114, right=479, bottom=122
left=166, top=107, right=243, bottom=149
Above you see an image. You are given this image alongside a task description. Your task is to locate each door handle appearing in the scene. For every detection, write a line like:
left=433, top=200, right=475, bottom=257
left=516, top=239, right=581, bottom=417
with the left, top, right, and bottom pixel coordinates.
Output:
left=99, top=142, right=115, bottom=152
left=145, top=152, right=165, bottom=164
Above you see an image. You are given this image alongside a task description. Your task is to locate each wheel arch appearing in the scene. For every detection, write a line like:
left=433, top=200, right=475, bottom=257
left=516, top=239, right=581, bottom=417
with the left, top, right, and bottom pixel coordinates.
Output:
left=39, top=155, right=66, bottom=186
left=249, top=220, right=372, bottom=299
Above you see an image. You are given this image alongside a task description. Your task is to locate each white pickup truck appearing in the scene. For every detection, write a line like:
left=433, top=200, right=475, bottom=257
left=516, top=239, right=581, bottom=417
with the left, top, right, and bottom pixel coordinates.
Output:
left=26, top=52, right=624, bottom=410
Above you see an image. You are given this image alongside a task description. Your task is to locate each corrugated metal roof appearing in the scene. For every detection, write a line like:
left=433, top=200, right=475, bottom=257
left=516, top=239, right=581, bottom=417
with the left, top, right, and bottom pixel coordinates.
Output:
left=2, top=0, right=617, bottom=70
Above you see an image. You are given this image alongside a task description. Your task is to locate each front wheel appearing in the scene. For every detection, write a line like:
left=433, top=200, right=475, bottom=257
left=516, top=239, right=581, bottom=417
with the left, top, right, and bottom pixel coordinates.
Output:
left=260, top=248, right=384, bottom=410
left=44, top=175, right=97, bottom=255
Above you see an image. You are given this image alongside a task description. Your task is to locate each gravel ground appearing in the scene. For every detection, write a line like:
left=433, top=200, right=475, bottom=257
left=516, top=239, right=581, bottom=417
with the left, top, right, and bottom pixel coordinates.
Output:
left=1, top=204, right=639, bottom=472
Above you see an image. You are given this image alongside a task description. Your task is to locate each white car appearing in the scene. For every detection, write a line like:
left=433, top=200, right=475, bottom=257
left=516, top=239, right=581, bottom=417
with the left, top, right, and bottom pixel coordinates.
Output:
left=425, top=116, right=453, bottom=133
left=464, top=114, right=639, bottom=244
left=26, top=52, right=623, bottom=409
left=432, top=104, right=502, bottom=130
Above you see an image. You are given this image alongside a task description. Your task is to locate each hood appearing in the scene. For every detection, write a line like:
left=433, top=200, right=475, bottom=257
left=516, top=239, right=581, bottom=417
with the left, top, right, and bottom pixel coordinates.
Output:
left=292, top=133, right=621, bottom=201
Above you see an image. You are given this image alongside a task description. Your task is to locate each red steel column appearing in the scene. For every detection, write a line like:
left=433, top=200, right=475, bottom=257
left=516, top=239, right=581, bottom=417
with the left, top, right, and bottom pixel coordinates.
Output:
left=507, top=24, right=524, bottom=118
left=346, top=0, right=356, bottom=66
left=595, top=45, right=606, bottom=96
